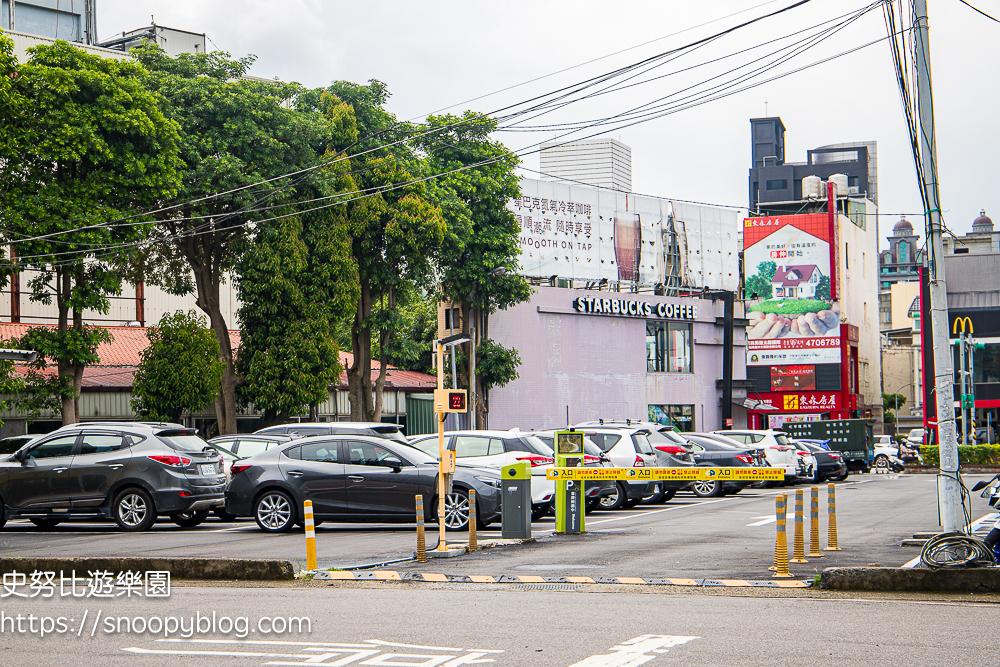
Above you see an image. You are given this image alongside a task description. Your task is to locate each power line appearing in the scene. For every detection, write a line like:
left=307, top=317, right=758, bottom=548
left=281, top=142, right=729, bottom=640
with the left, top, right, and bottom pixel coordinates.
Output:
left=958, top=0, right=1000, bottom=22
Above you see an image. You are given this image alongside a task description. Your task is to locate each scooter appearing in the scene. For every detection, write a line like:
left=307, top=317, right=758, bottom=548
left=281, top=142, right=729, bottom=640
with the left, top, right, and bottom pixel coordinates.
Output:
left=971, top=474, right=1000, bottom=561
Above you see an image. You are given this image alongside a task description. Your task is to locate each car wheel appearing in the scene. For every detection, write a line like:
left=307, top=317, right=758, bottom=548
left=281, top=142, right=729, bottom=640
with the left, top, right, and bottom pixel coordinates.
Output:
left=30, top=518, right=61, bottom=529
left=728, top=487, right=743, bottom=495
left=692, top=479, right=724, bottom=498
left=641, top=483, right=664, bottom=504
left=0, top=503, right=6, bottom=530
left=214, top=508, right=237, bottom=522
left=874, top=455, right=890, bottom=471
left=657, top=489, right=677, bottom=503
left=255, top=490, right=296, bottom=533
left=170, top=510, right=209, bottom=528
left=531, top=504, right=550, bottom=522
left=585, top=499, right=599, bottom=514
left=833, top=471, right=849, bottom=482
left=436, top=489, right=472, bottom=531
left=598, top=483, right=627, bottom=511
left=113, top=488, right=157, bottom=532
left=623, top=498, right=640, bottom=509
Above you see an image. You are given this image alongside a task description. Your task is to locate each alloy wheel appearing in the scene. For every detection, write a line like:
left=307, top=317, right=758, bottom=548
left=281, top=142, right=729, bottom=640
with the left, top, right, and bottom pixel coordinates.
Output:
left=443, top=492, right=470, bottom=529
left=693, top=480, right=717, bottom=495
left=599, top=486, right=620, bottom=508
left=119, top=493, right=147, bottom=527
left=257, top=493, right=292, bottom=530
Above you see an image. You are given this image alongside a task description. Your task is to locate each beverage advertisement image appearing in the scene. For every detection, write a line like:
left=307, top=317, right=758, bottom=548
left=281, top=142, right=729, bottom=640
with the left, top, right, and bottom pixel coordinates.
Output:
left=743, top=214, right=842, bottom=367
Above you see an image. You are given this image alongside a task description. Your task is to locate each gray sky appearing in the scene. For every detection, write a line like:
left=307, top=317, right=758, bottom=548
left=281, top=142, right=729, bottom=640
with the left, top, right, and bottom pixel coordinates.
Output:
left=96, top=0, right=1000, bottom=248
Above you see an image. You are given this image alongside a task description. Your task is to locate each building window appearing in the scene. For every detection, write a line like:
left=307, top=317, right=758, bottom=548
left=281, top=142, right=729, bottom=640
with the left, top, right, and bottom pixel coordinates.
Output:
left=648, top=405, right=695, bottom=432
left=882, top=281, right=891, bottom=289
left=765, top=179, right=788, bottom=191
left=848, top=175, right=859, bottom=188
left=898, top=240, right=908, bottom=263
left=646, top=321, right=692, bottom=373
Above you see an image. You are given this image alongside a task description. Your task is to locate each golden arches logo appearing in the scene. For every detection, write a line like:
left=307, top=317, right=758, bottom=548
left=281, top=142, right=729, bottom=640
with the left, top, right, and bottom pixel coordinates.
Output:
left=952, top=317, right=974, bottom=334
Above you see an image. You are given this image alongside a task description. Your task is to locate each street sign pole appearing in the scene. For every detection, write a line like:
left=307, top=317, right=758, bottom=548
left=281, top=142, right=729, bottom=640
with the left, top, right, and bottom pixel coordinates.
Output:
left=435, top=341, right=448, bottom=550
left=912, top=0, right=963, bottom=531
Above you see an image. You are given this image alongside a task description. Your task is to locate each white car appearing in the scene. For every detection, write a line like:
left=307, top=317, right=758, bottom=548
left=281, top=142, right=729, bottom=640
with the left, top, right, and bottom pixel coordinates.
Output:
left=407, top=430, right=556, bottom=520
left=713, top=429, right=804, bottom=484
left=569, top=426, right=658, bottom=510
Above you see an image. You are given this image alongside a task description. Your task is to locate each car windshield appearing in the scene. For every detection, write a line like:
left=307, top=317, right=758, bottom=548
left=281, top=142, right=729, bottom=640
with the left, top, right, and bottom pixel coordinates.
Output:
left=0, top=437, right=32, bottom=455
left=158, top=432, right=213, bottom=452
left=518, top=435, right=553, bottom=456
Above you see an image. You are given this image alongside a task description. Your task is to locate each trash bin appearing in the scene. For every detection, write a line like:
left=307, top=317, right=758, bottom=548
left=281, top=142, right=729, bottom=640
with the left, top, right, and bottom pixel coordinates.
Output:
left=501, top=461, right=532, bottom=539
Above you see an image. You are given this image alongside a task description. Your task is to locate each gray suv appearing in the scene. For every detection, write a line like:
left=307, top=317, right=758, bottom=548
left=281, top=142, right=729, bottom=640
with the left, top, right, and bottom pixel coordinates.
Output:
left=0, top=422, right=226, bottom=531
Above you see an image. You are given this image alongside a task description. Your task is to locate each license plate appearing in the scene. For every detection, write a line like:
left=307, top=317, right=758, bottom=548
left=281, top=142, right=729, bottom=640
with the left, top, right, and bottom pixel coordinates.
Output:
left=200, top=464, right=216, bottom=475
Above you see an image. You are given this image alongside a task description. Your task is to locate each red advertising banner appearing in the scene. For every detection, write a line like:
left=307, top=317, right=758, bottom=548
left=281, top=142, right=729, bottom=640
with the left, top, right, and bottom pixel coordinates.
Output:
left=750, top=391, right=840, bottom=413
left=744, top=213, right=841, bottom=367
left=770, top=365, right=816, bottom=391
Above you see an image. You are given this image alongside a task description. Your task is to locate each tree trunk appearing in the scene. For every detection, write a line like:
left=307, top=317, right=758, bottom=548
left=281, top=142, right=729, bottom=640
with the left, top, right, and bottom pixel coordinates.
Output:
left=189, top=250, right=238, bottom=435
left=55, top=268, right=77, bottom=426
left=477, top=310, right=489, bottom=429
left=347, top=280, right=373, bottom=421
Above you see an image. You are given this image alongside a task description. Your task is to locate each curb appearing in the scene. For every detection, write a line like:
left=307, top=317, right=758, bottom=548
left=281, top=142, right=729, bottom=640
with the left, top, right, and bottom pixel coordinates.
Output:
left=0, top=557, right=295, bottom=580
left=311, top=570, right=810, bottom=588
left=821, top=566, right=1000, bottom=592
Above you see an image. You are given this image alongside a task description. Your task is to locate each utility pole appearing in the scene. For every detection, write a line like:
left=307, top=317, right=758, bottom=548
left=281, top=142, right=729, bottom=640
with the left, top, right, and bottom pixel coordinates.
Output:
left=912, top=0, right=962, bottom=531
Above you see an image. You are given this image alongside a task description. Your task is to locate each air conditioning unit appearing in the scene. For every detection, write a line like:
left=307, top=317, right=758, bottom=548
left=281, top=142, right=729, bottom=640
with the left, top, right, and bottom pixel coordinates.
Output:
left=848, top=186, right=860, bottom=195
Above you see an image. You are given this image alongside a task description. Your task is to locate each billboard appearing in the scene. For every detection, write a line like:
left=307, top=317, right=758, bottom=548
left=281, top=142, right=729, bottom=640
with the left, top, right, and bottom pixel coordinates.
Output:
left=770, top=365, right=816, bottom=391
left=743, top=214, right=841, bottom=366
left=510, top=178, right=741, bottom=290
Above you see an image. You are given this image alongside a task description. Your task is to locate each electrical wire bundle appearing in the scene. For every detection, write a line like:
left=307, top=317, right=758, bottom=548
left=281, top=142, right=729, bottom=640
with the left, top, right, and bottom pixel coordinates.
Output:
left=920, top=531, right=996, bottom=568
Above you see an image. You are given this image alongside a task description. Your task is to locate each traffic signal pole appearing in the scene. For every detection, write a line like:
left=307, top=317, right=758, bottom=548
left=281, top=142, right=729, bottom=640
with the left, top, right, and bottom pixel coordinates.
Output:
left=436, top=341, right=448, bottom=549
left=912, top=0, right=963, bottom=531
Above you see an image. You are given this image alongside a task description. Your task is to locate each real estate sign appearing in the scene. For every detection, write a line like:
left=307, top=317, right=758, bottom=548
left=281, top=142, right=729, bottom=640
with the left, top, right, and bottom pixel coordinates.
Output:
left=743, top=214, right=841, bottom=367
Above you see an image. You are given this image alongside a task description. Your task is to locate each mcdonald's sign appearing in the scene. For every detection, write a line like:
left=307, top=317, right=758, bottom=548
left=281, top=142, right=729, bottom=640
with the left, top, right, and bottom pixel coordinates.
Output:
left=953, top=316, right=974, bottom=335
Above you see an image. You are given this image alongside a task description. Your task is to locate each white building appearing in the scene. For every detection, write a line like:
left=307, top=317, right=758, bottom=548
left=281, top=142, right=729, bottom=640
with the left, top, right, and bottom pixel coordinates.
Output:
left=539, top=138, right=632, bottom=192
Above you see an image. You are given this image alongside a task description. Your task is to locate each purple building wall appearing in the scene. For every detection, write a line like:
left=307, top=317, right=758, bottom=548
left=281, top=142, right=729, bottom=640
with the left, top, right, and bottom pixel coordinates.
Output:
left=488, top=286, right=747, bottom=431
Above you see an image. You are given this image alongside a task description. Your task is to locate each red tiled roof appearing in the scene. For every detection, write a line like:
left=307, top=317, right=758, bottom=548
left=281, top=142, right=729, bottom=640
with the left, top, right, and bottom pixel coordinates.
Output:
left=0, top=323, right=435, bottom=391
left=772, top=264, right=819, bottom=287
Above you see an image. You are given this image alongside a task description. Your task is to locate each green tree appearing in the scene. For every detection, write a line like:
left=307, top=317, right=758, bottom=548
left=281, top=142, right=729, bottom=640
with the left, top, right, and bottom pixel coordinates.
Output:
left=883, top=392, right=907, bottom=411
left=745, top=260, right=777, bottom=300
left=374, top=288, right=439, bottom=375
left=132, top=45, right=340, bottom=434
left=814, top=275, right=831, bottom=301
left=131, top=311, right=225, bottom=422
left=417, top=112, right=529, bottom=427
left=0, top=36, right=181, bottom=424
left=301, top=80, right=446, bottom=422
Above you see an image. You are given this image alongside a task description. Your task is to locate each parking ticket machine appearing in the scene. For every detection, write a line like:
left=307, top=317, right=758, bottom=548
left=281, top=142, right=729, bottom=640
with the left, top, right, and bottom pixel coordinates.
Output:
left=554, top=430, right=584, bottom=534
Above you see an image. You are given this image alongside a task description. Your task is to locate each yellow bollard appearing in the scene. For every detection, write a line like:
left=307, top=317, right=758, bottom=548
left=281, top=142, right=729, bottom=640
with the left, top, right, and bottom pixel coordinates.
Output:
left=790, top=489, right=808, bottom=563
left=415, top=494, right=427, bottom=563
left=773, top=494, right=792, bottom=578
left=468, top=489, right=477, bottom=552
left=303, top=499, right=317, bottom=571
left=807, top=486, right=823, bottom=558
left=824, top=482, right=842, bottom=551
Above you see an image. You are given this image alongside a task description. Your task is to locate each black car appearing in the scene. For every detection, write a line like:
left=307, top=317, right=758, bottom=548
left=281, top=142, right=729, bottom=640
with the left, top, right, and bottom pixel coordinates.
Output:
left=682, top=434, right=768, bottom=498
left=796, top=441, right=848, bottom=482
left=225, top=435, right=502, bottom=532
left=0, top=422, right=225, bottom=531
left=255, top=422, right=408, bottom=444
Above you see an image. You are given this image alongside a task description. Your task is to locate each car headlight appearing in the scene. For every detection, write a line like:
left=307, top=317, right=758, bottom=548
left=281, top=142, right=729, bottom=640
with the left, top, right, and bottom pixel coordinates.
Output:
left=475, top=476, right=502, bottom=489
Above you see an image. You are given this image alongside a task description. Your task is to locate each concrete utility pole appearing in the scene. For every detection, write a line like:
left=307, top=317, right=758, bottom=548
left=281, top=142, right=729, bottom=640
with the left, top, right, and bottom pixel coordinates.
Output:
left=912, top=0, right=963, bottom=531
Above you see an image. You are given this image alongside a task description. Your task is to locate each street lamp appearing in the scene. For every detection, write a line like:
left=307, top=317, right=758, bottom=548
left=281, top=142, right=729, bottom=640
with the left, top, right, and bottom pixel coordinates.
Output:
left=434, top=333, right=471, bottom=550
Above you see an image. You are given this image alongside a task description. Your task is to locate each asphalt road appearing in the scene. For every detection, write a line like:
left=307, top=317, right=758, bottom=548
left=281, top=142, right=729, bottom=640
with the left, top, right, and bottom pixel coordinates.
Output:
left=0, top=584, right=997, bottom=666
left=2, top=472, right=996, bottom=580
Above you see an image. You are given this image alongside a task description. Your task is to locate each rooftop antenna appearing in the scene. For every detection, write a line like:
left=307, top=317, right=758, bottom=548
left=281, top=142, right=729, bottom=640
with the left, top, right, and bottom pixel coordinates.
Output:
left=764, top=98, right=768, bottom=116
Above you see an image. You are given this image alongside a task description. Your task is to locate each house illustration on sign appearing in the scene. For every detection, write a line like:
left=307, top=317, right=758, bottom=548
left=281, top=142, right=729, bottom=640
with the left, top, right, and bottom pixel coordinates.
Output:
left=771, top=264, right=822, bottom=298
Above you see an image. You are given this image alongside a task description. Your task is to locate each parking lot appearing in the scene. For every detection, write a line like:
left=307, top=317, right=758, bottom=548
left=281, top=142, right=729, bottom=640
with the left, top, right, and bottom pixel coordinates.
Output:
left=3, top=472, right=992, bottom=580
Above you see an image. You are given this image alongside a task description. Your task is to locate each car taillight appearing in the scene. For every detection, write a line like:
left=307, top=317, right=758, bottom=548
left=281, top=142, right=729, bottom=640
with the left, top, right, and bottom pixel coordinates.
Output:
left=231, top=463, right=252, bottom=476
left=734, top=454, right=754, bottom=464
left=148, top=455, right=191, bottom=468
left=515, top=455, right=554, bottom=467
left=634, top=456, right=645, bottom=467
left=655, top=445, right=687, bottom=456
left=583, top=455, right=601, bottom=464
left=828, top=453, right=842, bottom=460
left=770, top=445, right=792, bottom=451
left=795, top=451, right=810, bottom=457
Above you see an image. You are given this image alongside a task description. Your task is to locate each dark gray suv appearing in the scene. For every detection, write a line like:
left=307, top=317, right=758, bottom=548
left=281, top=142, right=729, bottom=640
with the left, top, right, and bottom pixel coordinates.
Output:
left=0, top=422, right=226, bottom=531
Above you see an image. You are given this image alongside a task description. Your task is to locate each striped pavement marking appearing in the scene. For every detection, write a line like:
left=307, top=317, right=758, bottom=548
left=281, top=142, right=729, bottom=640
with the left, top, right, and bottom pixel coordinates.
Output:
left=310, top=570, right=810, bottom=588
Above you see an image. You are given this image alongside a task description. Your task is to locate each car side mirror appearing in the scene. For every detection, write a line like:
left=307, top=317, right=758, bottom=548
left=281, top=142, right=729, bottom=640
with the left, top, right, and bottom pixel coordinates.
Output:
left=384, top=457, right=402, bottom=471
left=13, top=449, right=27, bottom=463
left=972, top=480, right=989, bottom=492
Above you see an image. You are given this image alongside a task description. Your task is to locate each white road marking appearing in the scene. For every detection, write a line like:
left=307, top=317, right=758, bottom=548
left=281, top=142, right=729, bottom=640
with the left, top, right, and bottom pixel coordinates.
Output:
left=746, top=516, right=776, bottom=526
left=566, top=635, right=700, bottom=666
left=124, top=638, right=501, bottom=665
